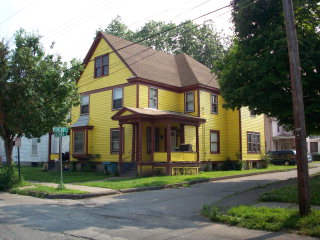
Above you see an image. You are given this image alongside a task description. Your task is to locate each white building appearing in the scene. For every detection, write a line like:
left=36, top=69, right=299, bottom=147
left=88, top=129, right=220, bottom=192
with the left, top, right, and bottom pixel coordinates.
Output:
left=0, top=134, right=69, bottom=166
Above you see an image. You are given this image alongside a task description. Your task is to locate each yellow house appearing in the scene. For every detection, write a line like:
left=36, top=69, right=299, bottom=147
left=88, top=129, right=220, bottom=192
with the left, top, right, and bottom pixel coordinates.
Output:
left=70, top=32, right=265, bottom=175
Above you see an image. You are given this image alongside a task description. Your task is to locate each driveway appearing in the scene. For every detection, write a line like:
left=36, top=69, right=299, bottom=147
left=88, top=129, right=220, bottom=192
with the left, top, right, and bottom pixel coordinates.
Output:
left=1, top=166, right=319, bottom=240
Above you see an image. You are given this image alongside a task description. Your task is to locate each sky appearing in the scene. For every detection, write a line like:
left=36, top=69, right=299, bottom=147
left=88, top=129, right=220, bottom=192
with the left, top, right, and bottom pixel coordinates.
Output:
left=0, top=0, right=233, bottom=62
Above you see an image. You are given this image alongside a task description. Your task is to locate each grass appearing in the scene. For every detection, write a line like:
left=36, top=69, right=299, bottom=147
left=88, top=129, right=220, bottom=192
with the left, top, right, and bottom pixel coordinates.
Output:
left=10, top=185, right=88, bottom=198
left=260, top=174, right=320, bottom=205
left=20, top=167, right=108, bottom=183
left=79, top=165, right=297, bottom=190
left=201, top=205, right=320, bottom=237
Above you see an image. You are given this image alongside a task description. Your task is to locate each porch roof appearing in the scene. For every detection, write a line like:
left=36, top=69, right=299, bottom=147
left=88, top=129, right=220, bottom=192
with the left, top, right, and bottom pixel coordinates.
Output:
left=111, top=107, right=206, bottom=125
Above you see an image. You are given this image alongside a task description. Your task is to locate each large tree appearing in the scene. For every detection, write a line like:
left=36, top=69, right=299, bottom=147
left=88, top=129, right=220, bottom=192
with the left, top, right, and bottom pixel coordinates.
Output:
left=0, top=29, right=81, bottom=166
left=215, top=0, right=320, bottom=135
left=99, top=16, right=228, bottom=69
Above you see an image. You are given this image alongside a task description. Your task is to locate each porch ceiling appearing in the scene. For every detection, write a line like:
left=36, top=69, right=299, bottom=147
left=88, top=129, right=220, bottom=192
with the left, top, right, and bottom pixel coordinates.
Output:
left=111, top=107, right=205, bottom=125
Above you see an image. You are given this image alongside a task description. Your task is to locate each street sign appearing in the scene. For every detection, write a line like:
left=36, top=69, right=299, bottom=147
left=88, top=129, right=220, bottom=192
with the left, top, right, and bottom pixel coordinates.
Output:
left=14, top=138, right=22, bottom=147
left=53, top=127, right=68, bottom=138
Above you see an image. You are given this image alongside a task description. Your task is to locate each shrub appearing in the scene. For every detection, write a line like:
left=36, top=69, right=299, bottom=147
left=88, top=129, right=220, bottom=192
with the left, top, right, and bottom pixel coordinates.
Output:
left=0, top=166, right=19, bottom=191
left=221, top=158, right=243, bottom=170
left=261, top=154, right=271, bottom=168
left=313, top=154, right=320, bottom=161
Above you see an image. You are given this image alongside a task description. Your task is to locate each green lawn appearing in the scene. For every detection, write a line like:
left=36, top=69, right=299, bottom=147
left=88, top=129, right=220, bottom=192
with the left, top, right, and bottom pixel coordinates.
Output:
left=201, top=205, right=320, bottom=237
left=260, top=174, right=320, bottom=205
left=79, top=165, right=297, bottom=190
left=10, top=185, right=88, bottom=198
left=20, top=167, right=108, bottom=183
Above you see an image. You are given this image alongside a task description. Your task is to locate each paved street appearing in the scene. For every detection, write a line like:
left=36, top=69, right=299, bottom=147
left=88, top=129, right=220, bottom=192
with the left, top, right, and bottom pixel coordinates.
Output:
left=1, top=166, right=320, bottom=240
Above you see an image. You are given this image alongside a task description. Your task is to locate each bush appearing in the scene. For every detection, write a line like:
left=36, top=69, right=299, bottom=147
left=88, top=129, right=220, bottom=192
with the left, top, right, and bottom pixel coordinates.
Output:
left=0, top=166, right=19, bottom=191
left=221, top=158, right=243, bottom=170
left=313, top=154, right=320, bottom=161
left=261, top=154, right=271, bottom=168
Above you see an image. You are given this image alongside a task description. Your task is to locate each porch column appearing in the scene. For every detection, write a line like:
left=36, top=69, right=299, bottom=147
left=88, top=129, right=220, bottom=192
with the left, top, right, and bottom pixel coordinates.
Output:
left=180, top=124, right=185, bottom=144
left=138, top=120, right=142, bottom=162
left=166, top=122, right=171, bottom=162
left=119, top=124, right=123, bottom=163
left=135, top=124, right=139, bottom=162
left=196, top=124, right=199, bottom=162
left=151, top=122, right=155, bottom=162
left=131, top=124, right=136, bottom=162
left=166, top=122, right=171, bottom=175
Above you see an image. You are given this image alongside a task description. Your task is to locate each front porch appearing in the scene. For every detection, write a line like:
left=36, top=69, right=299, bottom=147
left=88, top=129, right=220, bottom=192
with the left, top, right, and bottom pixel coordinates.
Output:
left=112, top=107, right=206, bottom=175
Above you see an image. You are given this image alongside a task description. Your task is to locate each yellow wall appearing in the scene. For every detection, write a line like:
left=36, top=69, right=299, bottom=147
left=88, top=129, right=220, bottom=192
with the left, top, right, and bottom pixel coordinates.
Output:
left=240, top=107, right=265, bottom=160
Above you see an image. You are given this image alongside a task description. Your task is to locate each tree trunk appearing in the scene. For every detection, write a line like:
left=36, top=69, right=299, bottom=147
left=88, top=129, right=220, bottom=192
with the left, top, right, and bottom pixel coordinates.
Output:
left=3, top=136, right=14, bottom=166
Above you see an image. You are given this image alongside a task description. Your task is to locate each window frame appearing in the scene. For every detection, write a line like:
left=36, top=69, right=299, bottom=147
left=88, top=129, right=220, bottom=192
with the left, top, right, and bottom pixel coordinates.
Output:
left=147, top=127, right=160, bottom=153
left=31, top=138, right=38, bottom=156
left=211, top=93, right=218, bottom=114
left=250, top=109, right=257, bottom=117
left=112, top=87, right=123, bottom=110
left=247, top=131, right=261, bottom=154
left=185, top=92, right=195, bottom=113
left=110, top=128, right=124, bottom=154
left=94, top=54, right=109, bottom=78
left=80, top=94, right=89, bottom=115
left=210, top=130, right=220, bottom=154
left=148, top=87, right=158, bottom=109
left=73, top=130, right=85, bottom=154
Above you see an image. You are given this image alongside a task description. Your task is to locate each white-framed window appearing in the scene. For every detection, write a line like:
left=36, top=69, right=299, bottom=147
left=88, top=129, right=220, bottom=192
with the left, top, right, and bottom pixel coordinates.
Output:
left=31, top=138, right=38, bottom=156
left=211, top=94, right=218, bottom=114
left=80, top=95, right=89, bottom=115
left=185, top=92, right=194, bottom=112
left=112, top=88, right=123, bottom=110
left=149, top=87, right=158, bottom=109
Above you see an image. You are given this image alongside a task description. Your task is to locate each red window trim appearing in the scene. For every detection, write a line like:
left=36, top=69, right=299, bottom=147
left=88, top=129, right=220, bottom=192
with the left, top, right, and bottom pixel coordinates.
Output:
left=110, top=128, right=124, bottom=154
left=73, top=130, right=86, bottom=154
left=148, top=87, right=158, bottom=109
left=211, top=93, right=218, bottom=114
left=112, top=87, right=124, bottom=111
left=94, top=54, right=109, bottom=78
left=210, top=130, right=220, bottom=154
left=247, top=131, right=261, bottom=154
left=185, top=91, right=195, bottom=113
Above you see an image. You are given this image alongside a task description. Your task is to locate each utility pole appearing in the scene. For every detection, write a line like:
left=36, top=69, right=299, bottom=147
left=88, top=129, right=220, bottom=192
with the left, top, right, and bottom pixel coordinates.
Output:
left=282, top=0, right=310, bottom=216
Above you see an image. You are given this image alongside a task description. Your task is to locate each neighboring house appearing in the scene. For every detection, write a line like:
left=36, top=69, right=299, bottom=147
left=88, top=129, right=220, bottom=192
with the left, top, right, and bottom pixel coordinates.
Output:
left=264, top=117, right=320, bottom=154
left=0, top=134, right=69, bottom=166
left=70, top=32, right=266, bottom=176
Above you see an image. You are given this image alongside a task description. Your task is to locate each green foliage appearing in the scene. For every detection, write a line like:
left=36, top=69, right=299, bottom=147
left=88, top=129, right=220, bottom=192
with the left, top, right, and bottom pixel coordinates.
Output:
left=215, top=0, right=320, bottom=135
left=221, top=158, right=243, bottom=170
left=0, top=29, right=82, bottom=165
left=100, top=16, right=228, bottom=69
left=202, top=205, right=320, bottom=237
left=10, top=185, right=88, bottom=198
left=0, top=166, right=19, bottom=190
left=260, top=154, right=271, bottom=168
left=312, top=154, right=320, bottom=161
left=260, top=174, right=320, bottom=205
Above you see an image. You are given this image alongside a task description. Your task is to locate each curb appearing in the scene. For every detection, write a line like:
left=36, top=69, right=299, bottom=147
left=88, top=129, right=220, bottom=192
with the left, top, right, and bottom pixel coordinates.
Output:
left=20, top=168, right=298, bottom=199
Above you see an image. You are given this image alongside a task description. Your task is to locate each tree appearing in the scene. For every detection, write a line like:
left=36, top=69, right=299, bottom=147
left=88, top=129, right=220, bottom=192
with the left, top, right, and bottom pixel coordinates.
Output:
left=100, top=17, right=228, bottom=69
left=0, top=29, right=81, bottom=166
left=215, top=0, right=320, bottom=135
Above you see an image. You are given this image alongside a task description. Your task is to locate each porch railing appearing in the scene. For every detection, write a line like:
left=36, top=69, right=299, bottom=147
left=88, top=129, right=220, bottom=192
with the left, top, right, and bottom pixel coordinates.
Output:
left=154, top=152, right=197, bottom=162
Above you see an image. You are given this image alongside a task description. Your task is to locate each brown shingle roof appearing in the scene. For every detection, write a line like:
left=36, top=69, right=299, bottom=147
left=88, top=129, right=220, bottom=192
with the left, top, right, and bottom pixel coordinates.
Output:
left=86, top=32, right=219, bottom=89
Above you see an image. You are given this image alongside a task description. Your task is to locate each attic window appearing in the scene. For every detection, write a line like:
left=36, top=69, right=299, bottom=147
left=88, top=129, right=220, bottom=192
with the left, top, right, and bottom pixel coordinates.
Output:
left=95, top=54, right=109, bottom=78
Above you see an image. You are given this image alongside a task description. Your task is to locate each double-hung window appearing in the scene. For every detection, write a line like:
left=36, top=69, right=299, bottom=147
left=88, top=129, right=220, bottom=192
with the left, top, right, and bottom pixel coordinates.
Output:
left=74, top=131, right=85, bottom=154
left=80, top=95, right=89, bottom=115
left=211, top=94, right=218, bottom=114
left=210, top=130, right=220, bottom=154
left=31, top=138, right=38, bottom=156
left=185, top=92, right=194, bottom=112
left=112, top=88, right=123, bottom=110
left=95, top=54, right=109, bottom=78
left=149, top=87, right=158, bottom=109
left=247, top=132, right=260, bottom=153
left=111, top=129, right=120, bottom=154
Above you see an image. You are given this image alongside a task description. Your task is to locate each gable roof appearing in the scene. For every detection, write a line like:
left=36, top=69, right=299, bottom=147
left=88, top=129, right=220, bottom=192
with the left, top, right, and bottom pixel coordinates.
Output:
left=83, top=32, right=219, bottom=90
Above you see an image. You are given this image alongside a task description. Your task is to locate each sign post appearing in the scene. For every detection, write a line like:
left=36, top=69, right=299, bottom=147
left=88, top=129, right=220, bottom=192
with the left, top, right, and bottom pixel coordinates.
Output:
left=52, top=127, right=68, bottom=189
left=15, top=138, right=22, bottom=181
